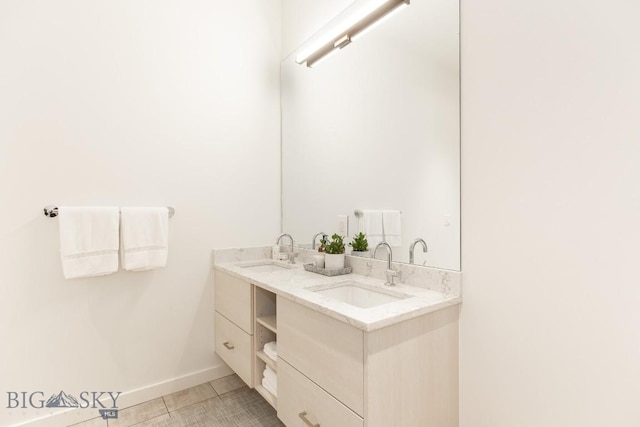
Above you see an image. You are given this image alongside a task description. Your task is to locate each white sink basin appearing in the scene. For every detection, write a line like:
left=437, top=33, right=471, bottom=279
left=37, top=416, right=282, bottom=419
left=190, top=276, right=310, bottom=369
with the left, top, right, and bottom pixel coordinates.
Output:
left=238, top=261, right=292, bottom=273
left=313, top=282, right=408, bottom=309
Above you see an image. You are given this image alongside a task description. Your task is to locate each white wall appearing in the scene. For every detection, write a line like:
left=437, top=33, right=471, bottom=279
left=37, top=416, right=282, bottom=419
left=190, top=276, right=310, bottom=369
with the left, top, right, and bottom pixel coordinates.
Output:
left=0, top=1, right=281, bottom=425
left=461, top=0, right=640, bottom=425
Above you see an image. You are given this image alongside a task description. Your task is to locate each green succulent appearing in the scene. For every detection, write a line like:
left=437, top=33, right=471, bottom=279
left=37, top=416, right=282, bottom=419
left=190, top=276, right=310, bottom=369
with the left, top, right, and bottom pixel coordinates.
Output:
left=324, top=233, right=345, bottom=255
left=349, top=232, right=368, bottom=251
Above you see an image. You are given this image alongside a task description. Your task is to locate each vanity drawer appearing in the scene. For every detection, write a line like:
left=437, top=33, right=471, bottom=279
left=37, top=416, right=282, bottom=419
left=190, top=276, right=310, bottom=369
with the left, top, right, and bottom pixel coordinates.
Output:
left=278, top=359, right=363, bottom=427
left=278, top=296, right=364, bottom=416
left=214, top=270, right=253, bottom=334
left=215, top=312, right=253, bottom=387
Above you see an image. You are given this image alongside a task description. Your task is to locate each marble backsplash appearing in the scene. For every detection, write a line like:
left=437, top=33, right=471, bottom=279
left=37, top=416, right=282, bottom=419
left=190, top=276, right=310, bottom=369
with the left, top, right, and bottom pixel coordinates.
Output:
left=212, top=245, right=461, bottom=297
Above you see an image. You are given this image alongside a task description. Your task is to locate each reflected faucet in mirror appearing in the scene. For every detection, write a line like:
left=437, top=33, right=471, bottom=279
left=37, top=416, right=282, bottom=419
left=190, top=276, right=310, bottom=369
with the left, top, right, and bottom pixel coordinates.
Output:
left=312, top=232, right=328, bottom=250
left=276, top=233, right=296, bottom=264
left=371, top=242, right=402, bottom=286
left=409, top=238, right=428, bottom=265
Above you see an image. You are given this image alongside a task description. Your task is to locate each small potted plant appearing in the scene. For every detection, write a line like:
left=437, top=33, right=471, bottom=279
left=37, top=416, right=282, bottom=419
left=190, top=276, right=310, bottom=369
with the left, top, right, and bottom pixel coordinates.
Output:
left=349, top=232, right=369, bottom=257
left=324, top=233, right=346, bottom=270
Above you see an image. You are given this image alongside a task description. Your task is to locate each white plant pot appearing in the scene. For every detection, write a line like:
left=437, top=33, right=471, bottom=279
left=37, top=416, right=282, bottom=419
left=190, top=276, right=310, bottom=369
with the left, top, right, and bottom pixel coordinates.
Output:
left=350, top=250, right=369, bottom=258
left=324, top=253, right=345, bottom=270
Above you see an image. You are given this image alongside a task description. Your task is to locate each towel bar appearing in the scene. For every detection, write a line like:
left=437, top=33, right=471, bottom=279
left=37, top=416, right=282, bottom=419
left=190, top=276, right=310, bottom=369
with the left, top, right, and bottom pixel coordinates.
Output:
left=354, top=209, right=402, bottom=218
left=43, top=205, right=175, bottom=218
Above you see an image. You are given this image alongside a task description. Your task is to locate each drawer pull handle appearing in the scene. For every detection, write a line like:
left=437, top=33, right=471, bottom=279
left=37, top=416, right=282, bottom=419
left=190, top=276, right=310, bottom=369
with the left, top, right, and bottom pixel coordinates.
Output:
left=223, top=341, right=235, bottom=350
left=298, top=411, right=319, bottom=427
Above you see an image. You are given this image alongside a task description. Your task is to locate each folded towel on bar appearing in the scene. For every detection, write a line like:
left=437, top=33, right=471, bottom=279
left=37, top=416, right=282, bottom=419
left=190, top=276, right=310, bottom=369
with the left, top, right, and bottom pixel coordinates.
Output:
left=263, top=341, right=277, bottom=362
left=262, top=377, right=277, bottom=397
left=58, top=207, right=120, bottom=279
left=120, top=207, right=169, bottom=271
left=383, top=210, right=402, bottom=247
left=361, top=210, right=384, bottom=247
left=263, top=366, right=277, bottom=386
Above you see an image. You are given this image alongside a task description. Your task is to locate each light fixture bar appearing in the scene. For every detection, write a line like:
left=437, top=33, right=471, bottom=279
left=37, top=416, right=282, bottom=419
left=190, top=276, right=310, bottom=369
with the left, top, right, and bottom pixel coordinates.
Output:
left=305, top=35, right=352, bottom=68
left=307, top=48, right=341, bottom=68
left=350, top=0, right=409, bottom=41
left=334, top=34, right=352, bottom=49
left=295, top=0, right=410, bottom=68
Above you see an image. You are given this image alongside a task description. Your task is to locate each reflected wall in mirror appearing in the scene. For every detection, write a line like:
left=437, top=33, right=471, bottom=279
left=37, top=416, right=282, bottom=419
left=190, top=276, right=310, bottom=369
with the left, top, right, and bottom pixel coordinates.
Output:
left=281, top=0, right=460, bottom=270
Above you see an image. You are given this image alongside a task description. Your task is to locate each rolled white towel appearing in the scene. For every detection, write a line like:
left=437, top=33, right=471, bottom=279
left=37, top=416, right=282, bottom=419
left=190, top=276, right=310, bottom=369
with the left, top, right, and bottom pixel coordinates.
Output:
left=263, top=341, right=277, bottom=361
left=263, top=366, right=277, bottom=386
left=262, top=377, right=277, bottom=397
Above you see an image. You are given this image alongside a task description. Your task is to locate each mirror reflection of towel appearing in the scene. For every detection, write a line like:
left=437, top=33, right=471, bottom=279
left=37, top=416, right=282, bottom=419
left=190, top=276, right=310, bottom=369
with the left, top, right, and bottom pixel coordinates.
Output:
left=361, top=210, right=384, bottom=247
left=383, top=210, right=402, bottom=247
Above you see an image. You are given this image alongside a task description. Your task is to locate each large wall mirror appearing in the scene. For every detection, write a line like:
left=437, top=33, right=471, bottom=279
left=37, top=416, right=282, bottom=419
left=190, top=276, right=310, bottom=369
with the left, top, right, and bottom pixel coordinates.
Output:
left=281, top=0, right=460, bottom=270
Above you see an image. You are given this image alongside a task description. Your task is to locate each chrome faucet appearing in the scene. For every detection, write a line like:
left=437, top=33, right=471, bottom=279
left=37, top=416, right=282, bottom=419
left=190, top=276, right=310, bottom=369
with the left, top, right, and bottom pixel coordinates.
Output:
left=409, top=238, right=428, bottom=264
left=276, top=233, right=296, bottom=264
left=371, top=242, right=402, bottom=286
left=312, top=232, right=327, bottom=250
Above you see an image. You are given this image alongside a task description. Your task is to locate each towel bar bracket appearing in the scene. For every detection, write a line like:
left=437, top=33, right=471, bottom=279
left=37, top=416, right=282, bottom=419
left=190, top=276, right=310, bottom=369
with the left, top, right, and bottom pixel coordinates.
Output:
left=44, top=205, right=59, bottom=218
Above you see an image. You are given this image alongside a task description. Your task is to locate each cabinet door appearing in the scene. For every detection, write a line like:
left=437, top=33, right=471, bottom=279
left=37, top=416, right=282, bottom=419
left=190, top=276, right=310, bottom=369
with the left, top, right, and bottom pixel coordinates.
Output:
left=215, top=312, right=254, bottom=387
left=278, top=359, right=363, bottom=427
left=278, top=297, right=364, bottom=416
left=214, top=270, right=253, bottom=334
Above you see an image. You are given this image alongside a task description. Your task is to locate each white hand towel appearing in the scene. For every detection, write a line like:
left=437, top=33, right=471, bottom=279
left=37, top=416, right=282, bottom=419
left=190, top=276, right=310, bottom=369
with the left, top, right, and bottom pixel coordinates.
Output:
left=361, top=210, right=384, bottom=247
left=383, top=210, right=402, bottom=247
left=120, top=207, right=169, bottom=271
left=263, top=341, right=277, bottom=361
left=58, top=207, right=120, bottom=279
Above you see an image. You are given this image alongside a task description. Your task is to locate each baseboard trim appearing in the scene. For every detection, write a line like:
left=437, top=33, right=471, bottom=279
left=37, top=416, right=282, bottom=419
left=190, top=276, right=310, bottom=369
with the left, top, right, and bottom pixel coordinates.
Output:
left=9, top=364, right=234, bottom=427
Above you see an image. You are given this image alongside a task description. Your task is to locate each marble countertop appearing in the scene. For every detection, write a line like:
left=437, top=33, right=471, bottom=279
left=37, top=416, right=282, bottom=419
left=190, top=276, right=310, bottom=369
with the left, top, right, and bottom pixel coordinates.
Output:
left=214, top=259, right=461, bottom=332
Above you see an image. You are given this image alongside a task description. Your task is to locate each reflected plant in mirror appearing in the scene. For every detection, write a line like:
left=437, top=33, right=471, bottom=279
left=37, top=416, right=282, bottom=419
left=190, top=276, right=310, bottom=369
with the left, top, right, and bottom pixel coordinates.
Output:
left=281, top=0, right=460, bottom=270
left=349, top=232, right=369, bottom=257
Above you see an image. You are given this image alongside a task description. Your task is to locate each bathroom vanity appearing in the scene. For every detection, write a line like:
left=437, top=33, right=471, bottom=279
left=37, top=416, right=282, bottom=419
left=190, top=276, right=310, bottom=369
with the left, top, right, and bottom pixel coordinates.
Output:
left=213, top=246, right=461, bottom=427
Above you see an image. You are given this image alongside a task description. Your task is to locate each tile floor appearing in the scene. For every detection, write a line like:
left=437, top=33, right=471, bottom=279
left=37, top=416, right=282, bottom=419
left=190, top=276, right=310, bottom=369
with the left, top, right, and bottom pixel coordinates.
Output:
left=68, top=374, right=284, bottom=427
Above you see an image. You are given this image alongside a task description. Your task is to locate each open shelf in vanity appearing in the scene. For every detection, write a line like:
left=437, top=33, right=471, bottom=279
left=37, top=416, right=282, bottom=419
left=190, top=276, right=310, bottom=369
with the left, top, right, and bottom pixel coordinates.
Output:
left=254, top=286, right=278, bottom=408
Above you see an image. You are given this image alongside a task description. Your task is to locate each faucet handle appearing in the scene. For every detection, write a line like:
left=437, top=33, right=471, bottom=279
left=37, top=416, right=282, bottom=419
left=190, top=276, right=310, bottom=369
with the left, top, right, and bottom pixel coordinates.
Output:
left=385, top=269, right=402, bottom=286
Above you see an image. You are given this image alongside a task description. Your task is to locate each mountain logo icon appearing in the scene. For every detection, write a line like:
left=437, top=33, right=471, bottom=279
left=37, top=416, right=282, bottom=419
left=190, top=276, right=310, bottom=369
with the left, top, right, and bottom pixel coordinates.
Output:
left=45, top=391, right=79, bottom=408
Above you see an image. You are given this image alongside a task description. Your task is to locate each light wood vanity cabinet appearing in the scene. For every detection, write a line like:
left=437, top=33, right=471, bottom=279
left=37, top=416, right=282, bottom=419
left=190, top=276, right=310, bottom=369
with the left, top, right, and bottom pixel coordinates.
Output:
left=278, top=358, right=364, bottom=427
left=215, top=269, right=459, bottom=427
left=277, top=295, right=459, bottom=427
left=278, top=297, right=364, bottom=416
left=214, top=270, right=254, bottom=387
left=214, top=312, right=253, bottom=386
left=214, top=270, right=279, bottom=407
left=214, top=270, right=253, bottom=334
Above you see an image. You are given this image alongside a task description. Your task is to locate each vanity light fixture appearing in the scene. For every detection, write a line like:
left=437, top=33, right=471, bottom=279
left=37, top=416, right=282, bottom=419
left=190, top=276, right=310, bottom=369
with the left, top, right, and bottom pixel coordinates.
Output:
left=296, top=0, right=410, bottom=68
